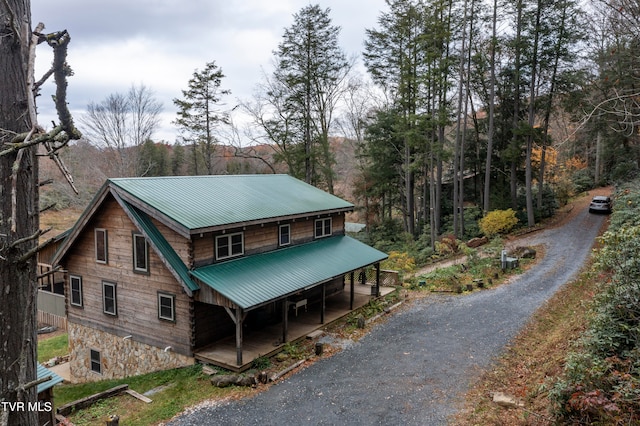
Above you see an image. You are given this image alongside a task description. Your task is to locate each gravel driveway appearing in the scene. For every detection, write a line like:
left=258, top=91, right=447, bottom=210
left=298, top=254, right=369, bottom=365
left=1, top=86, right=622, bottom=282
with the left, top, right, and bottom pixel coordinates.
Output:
left=169, top=203, right=607, bottom=426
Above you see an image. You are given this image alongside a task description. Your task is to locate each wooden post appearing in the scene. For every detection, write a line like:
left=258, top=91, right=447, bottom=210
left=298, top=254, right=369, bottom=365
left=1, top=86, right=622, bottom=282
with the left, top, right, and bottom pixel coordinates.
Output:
left=349, top=271, right=355, bottom=310
left=375, top=263, right=381, bottom=297
left=320, top=283, right=326, bottom=324
left=282, top=298, right=288, bottom=343
left=235, top=308, right=243, bottom=366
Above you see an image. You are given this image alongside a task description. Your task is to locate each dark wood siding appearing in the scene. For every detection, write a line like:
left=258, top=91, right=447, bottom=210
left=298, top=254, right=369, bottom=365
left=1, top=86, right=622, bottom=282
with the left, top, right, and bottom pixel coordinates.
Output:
left=193, top=302, right=235, bottom=348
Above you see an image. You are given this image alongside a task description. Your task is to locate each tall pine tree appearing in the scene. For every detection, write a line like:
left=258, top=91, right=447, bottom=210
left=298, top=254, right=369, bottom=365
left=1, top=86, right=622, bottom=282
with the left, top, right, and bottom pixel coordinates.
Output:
left=271, top=4, right=350, bottom=192
left=173, top=61, right=230, bottom=175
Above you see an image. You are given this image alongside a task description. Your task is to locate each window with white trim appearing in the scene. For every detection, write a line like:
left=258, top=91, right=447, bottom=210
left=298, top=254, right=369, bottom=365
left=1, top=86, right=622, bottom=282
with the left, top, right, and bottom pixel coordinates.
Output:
left=70, top=275, right=83, bottom=307
left=314, top=218, right=332, bottom=238
left=95, top=228, right=108, bottom=263
left=215, top=232, right=244, bottom=260
left=90, top=349, right=102, bottom=374
left=158, top=292, right=176, bottom=322
left=102, top=281, right=117, bottom=316
left=133, top=233, right=149, bottom=273
left=279, top=224, right=291, bottom=246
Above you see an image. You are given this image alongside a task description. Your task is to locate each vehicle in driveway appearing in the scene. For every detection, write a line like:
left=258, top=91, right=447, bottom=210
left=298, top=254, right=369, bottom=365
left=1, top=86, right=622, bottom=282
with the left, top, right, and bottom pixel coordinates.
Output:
left=588, top=195, right=612, bottom=213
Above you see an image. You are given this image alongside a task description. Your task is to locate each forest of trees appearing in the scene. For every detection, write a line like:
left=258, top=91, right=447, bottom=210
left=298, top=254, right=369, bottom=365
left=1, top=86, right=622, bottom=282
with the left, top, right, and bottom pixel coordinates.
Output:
left=45, top=0, right=640, bottom=249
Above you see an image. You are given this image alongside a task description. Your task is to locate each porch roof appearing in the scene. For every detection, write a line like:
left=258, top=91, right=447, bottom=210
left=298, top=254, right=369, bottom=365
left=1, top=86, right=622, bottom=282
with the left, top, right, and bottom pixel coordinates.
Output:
left=190, top=236, right=388, bottom=310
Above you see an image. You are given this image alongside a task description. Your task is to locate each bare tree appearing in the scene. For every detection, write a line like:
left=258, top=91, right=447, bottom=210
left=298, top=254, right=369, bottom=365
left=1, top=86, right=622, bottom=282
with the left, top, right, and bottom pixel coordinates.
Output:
left=81, top=84, right=162, bottom=177
left=1, top=2, right=81, bottom=424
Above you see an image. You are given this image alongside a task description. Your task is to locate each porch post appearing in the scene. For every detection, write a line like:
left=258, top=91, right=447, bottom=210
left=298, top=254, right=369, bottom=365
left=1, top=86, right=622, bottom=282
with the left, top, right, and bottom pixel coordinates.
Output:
left=320, top=283, right=326, bottom=324
left=236, top=307, right=243, bottom=366
left=375, top=263, right=381, bottom=297
left=349, top=271, right=355, bottom=310
left=282, top=298, right=289, bottom=343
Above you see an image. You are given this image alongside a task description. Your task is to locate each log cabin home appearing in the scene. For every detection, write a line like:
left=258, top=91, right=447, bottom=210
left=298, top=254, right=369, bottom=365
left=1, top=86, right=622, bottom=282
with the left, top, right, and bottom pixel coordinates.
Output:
left=52, top=174, right=389, bottom=381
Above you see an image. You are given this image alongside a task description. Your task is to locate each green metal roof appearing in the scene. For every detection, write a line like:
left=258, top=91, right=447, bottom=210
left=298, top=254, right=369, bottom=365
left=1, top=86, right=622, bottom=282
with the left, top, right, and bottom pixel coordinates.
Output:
left=109, top=175, right=353, bottom=232
left=190, top=235, right=388, bottom=310
left=37, top=363, right=64, bottom=393
left=121, top=201, right=200, bottom=294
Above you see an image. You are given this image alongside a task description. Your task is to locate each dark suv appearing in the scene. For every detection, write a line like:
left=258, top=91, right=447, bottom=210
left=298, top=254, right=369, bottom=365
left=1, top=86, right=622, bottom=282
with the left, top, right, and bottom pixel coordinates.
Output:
left=588, top=195, right=612, bottom=214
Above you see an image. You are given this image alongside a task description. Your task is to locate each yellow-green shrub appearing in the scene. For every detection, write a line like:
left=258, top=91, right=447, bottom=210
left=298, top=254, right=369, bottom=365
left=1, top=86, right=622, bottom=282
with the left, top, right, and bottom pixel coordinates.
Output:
left=381, top=251, right=416, bottom=274
left=479, top=209, right=519, bottom=237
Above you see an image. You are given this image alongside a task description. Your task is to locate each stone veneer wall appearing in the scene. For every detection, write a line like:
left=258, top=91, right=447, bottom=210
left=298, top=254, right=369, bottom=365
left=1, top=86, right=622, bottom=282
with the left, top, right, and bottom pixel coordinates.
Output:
left=68, top=323, right=194, bottom=383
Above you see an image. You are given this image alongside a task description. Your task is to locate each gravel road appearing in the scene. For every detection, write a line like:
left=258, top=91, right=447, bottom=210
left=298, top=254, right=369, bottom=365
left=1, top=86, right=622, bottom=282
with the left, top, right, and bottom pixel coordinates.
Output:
left=169, top=201, right=607, bottom=426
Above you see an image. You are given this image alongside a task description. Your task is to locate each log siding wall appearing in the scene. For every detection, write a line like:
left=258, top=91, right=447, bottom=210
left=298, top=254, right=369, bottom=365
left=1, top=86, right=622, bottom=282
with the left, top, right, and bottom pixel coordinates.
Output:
left=64, top=197, right=193, bottom=357
left=192, top=213, right=346, bottom=267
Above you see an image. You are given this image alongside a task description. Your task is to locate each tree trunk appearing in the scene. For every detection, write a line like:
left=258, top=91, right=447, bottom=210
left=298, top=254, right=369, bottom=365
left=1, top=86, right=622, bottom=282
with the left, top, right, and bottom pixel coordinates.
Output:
left=483, top=0, right=498, bottom=214
left=511, top=0, right=523, bottom=211
left=595, top=130, right=602, bottom=184
left=0, top=1, right=39, bottom=425
left=525, top=1, right=542, bottom=228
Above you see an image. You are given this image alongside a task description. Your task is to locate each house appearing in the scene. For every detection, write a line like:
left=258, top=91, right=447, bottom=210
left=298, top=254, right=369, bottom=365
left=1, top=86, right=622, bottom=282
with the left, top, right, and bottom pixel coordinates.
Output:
left=52, top=174, right=389, bottom=381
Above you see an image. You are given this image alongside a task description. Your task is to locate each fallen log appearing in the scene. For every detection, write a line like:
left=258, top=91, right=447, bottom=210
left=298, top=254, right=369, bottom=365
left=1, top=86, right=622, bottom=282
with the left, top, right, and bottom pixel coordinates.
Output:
left=57, top=384, right=128, bottom=416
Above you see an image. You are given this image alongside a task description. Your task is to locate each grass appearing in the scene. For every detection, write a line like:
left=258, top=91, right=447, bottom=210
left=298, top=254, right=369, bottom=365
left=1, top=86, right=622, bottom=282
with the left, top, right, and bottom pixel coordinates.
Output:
left=38, top=332, right=69, bottom=363
left=56, top=365, right=255, bottom=425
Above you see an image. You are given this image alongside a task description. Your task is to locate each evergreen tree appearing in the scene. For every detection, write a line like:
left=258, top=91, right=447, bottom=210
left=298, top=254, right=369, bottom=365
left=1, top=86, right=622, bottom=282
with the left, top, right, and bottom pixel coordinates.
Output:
left=270, top=4, right=351, bottom=192
left=364, top=0, right=428, bottom=235
left=173, top=61, right=230, bottom=175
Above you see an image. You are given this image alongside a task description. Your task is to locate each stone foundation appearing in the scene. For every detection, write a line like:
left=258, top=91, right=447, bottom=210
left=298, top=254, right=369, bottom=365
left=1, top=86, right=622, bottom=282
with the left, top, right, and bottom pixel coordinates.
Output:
left=68, top=323, right=194, bottom=383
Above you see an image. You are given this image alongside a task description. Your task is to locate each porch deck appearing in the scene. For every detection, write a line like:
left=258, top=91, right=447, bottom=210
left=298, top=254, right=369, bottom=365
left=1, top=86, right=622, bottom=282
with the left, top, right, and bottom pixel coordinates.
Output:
left=194, top=284, right=396, bottom=372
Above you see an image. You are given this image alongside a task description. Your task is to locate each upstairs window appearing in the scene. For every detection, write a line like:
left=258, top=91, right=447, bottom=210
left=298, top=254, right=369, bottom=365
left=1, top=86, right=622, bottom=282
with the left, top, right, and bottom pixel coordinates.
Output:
left=95, top=228, right=108, bottom=263
left=102, top=281, right=117, bottom=316
left=315, top=218, right=332, bottom=239
left=216, top=232, right=244, bottom=260
left=70, top=275, right=83, bottom=307
left=279, top=224, right=291, bottom=247
left=133, top=233, right=149, bottom=273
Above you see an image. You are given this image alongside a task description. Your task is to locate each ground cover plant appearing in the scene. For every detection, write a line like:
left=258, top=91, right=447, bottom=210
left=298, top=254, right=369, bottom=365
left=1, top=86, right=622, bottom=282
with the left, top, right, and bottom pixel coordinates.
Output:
left=547, top=181, right=640, bottom=424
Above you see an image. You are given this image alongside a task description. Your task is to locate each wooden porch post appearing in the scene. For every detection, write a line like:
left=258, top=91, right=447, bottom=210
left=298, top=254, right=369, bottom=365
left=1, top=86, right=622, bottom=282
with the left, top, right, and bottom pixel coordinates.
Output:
left=375, top=263, right=381, bottom=297
left=349, top=271, right=355, bottom=310
left=282, top=298, right=289, bottom=343
left=224, top=306, right=247, bottom=367
left=320, top=283, right=326, bottom=324
left=235, top=307, right=243, bottom=366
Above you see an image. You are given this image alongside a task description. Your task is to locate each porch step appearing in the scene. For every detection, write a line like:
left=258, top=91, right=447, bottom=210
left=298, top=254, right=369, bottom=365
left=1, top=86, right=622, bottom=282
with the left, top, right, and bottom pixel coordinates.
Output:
left=306, top=330, right=324, bottom=339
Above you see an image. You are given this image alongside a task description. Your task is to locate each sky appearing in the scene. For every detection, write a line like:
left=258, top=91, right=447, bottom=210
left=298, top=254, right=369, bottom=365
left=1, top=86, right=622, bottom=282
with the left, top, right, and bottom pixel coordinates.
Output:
left=31, top=0, right=389, bottom=143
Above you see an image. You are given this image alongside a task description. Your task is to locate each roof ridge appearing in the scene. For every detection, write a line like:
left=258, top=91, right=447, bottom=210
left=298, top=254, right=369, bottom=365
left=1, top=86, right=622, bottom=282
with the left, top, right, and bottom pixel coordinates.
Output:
left=110, top=174, right=289, bottom=182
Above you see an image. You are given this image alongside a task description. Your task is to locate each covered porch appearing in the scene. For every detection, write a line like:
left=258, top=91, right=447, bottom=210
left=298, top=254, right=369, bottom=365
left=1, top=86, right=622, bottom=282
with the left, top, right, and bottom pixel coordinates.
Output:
left=194, top=281, right=395, bottom=371
left=190, top=235, right=390, bottom=372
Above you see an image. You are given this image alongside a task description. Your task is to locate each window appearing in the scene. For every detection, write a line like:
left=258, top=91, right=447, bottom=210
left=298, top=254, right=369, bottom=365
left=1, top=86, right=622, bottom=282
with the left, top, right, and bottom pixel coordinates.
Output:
left=95, top=228, right=108, bottom=263
left=279, top=224, right=291, bottom=247
left=90, top=349, right=101, bottom=374
left=102, top=281, right=117, bottom=315
left=216, top=232, right=244, bottom=260
left=133, top=233, right=149, bottom=273
left=315, top=218, right=332, bottom=238
left=70, top=275, right=83, bottom=307
left=158, top=292, right=176, bottom=322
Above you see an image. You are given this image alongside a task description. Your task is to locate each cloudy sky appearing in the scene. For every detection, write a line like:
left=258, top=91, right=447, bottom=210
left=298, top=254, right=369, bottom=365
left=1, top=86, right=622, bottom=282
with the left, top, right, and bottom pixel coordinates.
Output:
left=31, top=0, right=388, bottom=143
